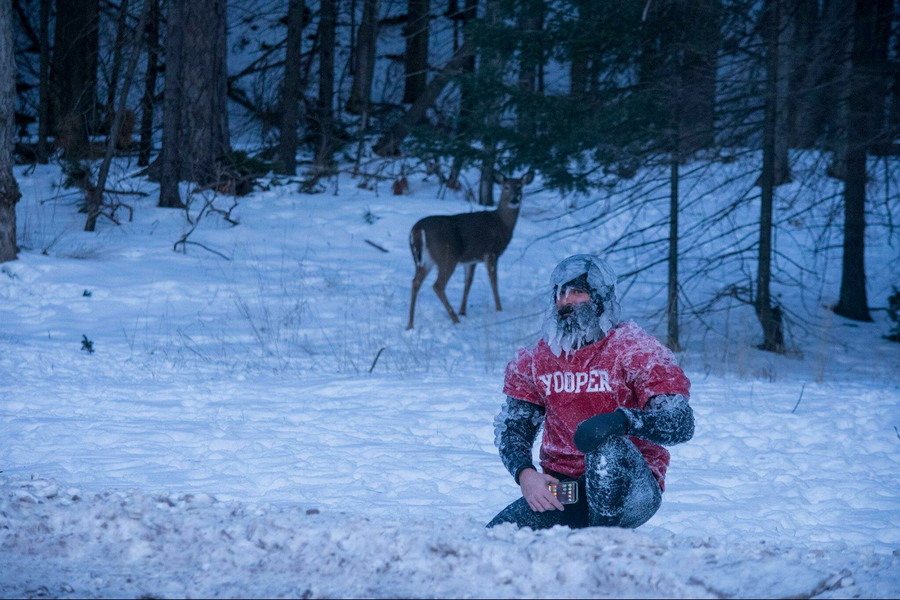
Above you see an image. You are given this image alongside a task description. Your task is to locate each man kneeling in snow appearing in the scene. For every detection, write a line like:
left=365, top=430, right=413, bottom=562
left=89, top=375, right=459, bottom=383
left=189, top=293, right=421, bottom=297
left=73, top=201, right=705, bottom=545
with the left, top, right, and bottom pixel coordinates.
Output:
left=488, top=255, right=694, bottom=529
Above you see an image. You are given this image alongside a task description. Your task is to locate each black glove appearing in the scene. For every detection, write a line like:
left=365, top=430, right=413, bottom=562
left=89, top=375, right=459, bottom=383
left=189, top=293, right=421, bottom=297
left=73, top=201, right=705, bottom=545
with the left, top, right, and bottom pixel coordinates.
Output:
left=573, top=410, right=629, bottom=454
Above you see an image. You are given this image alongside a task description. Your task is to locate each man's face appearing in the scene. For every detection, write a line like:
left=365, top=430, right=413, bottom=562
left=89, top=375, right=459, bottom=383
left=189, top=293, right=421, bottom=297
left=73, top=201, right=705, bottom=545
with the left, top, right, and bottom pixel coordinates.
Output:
left=556, top=287, right=592, bottom=318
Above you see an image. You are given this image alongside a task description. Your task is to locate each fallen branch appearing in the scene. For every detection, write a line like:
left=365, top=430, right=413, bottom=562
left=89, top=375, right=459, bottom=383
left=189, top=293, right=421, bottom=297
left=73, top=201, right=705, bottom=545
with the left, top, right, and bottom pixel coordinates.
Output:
left=791, top=382, right=806, bottom=414
left=172, top=239, right=231, bottom=260
left=365, top=239, right=388, bottom=253
left=369, top=347, right=385, bottom=373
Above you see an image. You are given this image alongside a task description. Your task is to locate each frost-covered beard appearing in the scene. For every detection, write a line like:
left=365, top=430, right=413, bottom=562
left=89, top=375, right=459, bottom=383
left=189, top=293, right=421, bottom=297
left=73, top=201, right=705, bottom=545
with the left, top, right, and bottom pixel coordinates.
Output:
left=541, top=296, right=606, bottom=357
left=541, top=255, right=623, bottom=356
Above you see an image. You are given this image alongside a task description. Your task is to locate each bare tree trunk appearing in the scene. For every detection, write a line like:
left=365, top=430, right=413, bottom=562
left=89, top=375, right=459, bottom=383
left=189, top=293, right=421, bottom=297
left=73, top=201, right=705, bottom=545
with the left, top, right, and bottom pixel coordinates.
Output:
left=678, top=0, right=719, bottom=153
left=157, top=0, right=230, bottom=208
left=667, top=137, right=681, bottom=352
left=85, top=0, right=149, bottom=231
left=102, top=0, right=131, bottom=136
left=448, top=0, right=478, bottom=188
left=0, top=0, right=21, bottom=263
left=477, top=0, right=503, bottom=207
left=834, top=0, right=877, bottom=322
left=889, top=15, right=900, bottom=144
left=36, top=0, right=51, bottom=163
left=347, top=0, right=378, bottom=115
left=867, top=0, right=893, bottom=154
left=835, top=142, right=873, bottom=321
left=138, top=0, right=159, bottom=167
left=455, top=0, right=478, bottom=143
left=50, top=0, right=100, bottom=159
left=403, top=0, right=429, bottom=103
left=277, top=0, right=306, bottom=175
left=800, top=0, right=852, bottom=155
left=757, top=0, right=786, bottom=353
left=789, top=0, right=821, bottom=148
left=313, top=0, right=337, bottom=174
left=773, top=0, right=793, bottom=184
left=826, top=0, right=854, bottom=180
left=478, top=154, right=495, bottom=206
left=517, top=0, right=542, bottom=137
left=569, top=0, right=588, bottom=98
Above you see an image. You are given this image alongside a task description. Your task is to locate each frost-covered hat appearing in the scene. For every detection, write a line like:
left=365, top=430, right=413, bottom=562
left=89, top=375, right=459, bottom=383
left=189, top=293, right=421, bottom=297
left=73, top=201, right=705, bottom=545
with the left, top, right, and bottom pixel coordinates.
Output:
left=542, top=254, right=622, bottom=355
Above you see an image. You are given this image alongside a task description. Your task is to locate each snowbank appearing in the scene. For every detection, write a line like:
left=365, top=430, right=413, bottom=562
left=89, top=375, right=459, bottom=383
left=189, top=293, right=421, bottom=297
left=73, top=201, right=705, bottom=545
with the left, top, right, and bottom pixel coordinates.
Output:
left=2, top=475, right=894, bottom=599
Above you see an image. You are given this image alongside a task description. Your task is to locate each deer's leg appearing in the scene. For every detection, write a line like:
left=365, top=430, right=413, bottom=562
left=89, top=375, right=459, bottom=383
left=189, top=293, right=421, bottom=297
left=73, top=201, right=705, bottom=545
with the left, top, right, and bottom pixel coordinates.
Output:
left=407, top=264, right=430, bottom=330
left=433, top=263, right=461, bottom=324
left=459, top=263, right=476, bottom=316
left=486, top=255, right=502, bottom=311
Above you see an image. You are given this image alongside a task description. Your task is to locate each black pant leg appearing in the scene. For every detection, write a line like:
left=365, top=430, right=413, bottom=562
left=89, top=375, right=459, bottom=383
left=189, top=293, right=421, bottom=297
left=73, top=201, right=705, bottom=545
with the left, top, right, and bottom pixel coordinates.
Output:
left=486, top=496, right=570, bottom=529
left=584, top=436, right=662, bottom=528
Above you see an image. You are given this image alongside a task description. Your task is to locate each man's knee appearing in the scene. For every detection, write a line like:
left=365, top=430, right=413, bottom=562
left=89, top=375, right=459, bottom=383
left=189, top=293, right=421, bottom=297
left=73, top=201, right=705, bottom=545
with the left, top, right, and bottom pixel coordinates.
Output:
left=584, top=436, right=644, bottom=481
left=583, top=437, right=661, bottom=528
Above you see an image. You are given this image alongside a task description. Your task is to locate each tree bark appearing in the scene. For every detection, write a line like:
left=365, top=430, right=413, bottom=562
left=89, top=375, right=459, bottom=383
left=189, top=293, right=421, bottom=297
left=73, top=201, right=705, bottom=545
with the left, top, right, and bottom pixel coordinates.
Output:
left=667, top=137, right=681, bottom=352
left=834, top=0, right=876, bottom=322
left=456, top=0, right=478, bottom=135
left=516, top=0, right=542, bottom=137
left=773, top=0, right=793, bottom=184
left=102, top=0, right=132, bottom=136
left=825, top=0, right=854, bottom=179
left=347, top=0, right=378, bottom=115
left=157, top=0, right=231, bottom=208
left=138, top=0, right=159, bottom=167
left=0, top=0, right=21, bottom=263
left=50, top=0, right=100, bottom=159
left=36, top=0, right=51, bottom=163
left=678, top=0, right=720, bottom=153
left=866, top=0, right=893, bottom=154
left=476, top=0, right=503, bottom=206
left=403, top=0, right=429, bottom=103
left=313, top=0, right=337, bottom=174
left=569, top=0, right=589, bottom=98
left=85, top=0, right=149, bottom=231
left=889, top=11, right=900, bottom=145
left=277, top=0, right=306, bottom=175
left=788, top=0, right=822, bottom=148
left=757, top=0, right=786, bottom=353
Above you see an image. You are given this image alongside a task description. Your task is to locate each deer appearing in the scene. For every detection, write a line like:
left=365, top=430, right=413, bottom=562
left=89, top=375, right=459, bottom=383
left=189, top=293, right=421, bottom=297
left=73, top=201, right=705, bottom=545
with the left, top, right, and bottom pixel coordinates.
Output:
left=407, top=170, right=534, bottom=329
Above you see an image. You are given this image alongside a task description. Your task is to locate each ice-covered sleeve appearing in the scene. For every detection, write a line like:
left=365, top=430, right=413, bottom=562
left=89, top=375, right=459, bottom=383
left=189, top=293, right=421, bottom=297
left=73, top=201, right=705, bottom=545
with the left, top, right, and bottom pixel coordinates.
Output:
left=617, top=393, right=694, bottom=446
left=493, top=396, right=545, bottom=483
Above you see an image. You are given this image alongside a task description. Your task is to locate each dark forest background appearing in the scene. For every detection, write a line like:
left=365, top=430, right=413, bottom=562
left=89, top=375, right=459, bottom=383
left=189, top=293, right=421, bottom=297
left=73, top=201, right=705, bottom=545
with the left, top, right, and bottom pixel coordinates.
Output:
left=1, top=0, right=898, bottom=351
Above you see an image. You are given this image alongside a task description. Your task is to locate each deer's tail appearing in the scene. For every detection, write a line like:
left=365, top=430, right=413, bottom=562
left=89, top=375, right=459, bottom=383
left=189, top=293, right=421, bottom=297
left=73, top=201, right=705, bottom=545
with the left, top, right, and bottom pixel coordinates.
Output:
left=410, top=225, right=426, bottom=268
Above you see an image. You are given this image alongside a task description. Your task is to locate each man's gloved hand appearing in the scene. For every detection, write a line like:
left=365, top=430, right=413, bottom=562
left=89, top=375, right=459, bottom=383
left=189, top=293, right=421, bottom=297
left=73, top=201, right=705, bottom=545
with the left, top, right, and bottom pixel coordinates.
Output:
left=574, top=410, right=629, bottom=454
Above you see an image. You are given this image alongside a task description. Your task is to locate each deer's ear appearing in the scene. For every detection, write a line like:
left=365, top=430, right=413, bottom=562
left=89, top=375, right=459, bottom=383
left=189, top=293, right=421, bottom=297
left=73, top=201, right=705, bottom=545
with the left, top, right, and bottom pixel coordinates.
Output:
left=522, top=170, right=535, bottom=185
left=493, top=172, right=506, bottom=185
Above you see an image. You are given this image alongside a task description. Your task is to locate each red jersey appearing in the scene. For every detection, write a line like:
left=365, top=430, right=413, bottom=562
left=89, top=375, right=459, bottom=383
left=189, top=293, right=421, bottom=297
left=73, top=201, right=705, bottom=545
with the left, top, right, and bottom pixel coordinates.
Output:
left=502, top=320, right=691, bottom=491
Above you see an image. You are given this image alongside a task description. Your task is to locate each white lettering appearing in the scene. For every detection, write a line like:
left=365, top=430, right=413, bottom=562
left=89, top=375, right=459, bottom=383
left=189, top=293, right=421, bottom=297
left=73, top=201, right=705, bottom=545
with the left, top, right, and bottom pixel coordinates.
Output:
left=553, top=372, right=564, bottom=393
left=563, top=372, right=575, bottom=392
left=593, top=369, right=612, bottom=392
left=586, top=370, right=599, bottom=392
left=538, top=374, right=553, bottom=395
left=537, top=369, right=613, bottom=395
left=575, top=372, right=588, bottom=392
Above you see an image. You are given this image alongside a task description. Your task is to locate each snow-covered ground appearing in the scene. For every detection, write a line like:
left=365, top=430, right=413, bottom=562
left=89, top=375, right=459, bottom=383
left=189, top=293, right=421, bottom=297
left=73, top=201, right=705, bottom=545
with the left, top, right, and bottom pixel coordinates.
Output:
left=1, top=156, right=898, bottom=598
